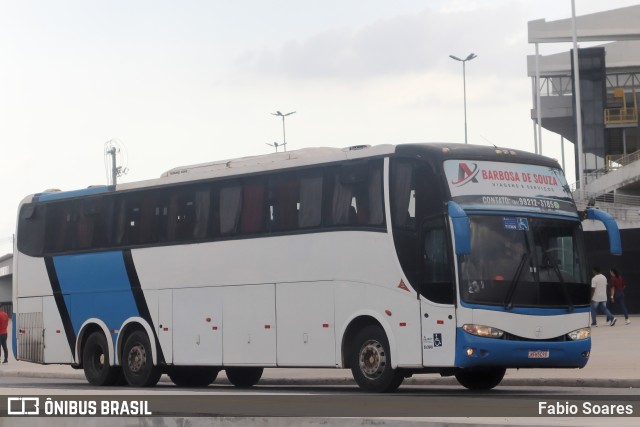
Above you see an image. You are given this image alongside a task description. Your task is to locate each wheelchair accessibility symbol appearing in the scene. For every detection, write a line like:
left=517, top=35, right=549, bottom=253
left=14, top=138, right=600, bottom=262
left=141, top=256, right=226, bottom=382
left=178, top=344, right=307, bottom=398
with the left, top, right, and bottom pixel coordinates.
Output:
left=433, top=333, right=443, bottom=347
left=517, top=217, right=529, bottom=230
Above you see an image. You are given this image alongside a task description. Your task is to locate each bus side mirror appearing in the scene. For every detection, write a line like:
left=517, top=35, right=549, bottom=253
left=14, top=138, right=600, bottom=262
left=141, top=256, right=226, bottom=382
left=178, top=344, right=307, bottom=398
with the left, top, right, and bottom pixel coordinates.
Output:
left=584, top=208, right=622, bottom=256
left=448, top=201, right=471, bottom=256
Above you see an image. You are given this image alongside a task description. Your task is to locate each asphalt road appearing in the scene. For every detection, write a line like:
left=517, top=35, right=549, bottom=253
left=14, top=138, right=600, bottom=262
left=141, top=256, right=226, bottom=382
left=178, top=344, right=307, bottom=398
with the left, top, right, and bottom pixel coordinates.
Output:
left=2, top=376, right=640, bottom=418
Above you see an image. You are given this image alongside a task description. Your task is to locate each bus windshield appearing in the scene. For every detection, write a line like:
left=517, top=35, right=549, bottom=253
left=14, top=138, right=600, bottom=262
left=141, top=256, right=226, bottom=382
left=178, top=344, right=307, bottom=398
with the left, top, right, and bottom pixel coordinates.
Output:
left=458, top=215, right=589, bottom=308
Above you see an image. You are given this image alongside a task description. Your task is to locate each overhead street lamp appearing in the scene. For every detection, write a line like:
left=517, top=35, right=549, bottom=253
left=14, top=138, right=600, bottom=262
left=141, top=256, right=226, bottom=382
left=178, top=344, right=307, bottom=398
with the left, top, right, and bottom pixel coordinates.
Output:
left=271, top=110, right=296, bottom=152
left=449, top=53, right=477, bottom=144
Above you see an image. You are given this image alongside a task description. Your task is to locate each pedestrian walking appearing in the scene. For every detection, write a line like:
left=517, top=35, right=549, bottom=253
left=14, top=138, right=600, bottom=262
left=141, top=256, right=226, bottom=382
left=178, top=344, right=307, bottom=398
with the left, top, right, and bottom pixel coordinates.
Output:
left=591, top=267, right=616, bottom=326
left=0, top=308, right=9, bottom=363
left=610, top=268, right=630, bottom=325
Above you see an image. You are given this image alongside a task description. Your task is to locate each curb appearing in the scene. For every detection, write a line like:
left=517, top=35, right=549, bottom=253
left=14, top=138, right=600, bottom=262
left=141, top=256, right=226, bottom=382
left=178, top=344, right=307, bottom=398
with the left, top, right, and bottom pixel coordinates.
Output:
left=7, top=370, right=640, bottom=389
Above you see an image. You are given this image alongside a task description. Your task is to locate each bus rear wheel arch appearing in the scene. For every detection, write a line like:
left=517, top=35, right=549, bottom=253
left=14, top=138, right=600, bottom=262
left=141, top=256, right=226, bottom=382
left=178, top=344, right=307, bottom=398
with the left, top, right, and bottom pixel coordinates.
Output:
left=82, top=331, right=121, bottom=386
left=454, top=367, right=506, bottom=390
left=121, top=329, right=162, bottom=387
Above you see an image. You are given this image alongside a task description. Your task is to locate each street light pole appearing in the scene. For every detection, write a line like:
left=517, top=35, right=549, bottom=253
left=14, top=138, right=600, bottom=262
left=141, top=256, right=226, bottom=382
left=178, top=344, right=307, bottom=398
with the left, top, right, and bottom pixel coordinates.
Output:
left=271, top=110, right=296, bottom=152
left=449, top=53, right=477, bottom=144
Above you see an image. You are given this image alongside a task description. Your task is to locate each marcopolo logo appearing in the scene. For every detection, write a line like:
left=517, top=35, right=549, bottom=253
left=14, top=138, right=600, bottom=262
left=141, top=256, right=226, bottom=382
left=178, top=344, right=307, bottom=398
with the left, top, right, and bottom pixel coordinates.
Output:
left=451, top=162, right=479, bottom=187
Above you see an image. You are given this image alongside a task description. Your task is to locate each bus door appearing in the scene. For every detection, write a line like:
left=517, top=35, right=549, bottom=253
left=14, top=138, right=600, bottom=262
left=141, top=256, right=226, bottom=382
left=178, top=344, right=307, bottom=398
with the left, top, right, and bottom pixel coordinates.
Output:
left=419, top=217, right=456, bottom=366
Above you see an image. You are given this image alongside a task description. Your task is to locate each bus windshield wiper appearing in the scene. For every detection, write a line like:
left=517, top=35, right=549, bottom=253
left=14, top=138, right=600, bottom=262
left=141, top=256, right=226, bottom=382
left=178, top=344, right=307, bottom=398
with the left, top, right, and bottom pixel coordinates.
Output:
left=543, top=252, right=574, bottom=312
left=503, top=252, right=530, bottom=310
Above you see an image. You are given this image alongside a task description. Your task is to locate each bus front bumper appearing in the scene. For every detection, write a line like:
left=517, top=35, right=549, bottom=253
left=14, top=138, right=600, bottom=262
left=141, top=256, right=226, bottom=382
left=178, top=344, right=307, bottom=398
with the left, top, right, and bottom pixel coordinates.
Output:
left=454, top=328, right=591, bottom=369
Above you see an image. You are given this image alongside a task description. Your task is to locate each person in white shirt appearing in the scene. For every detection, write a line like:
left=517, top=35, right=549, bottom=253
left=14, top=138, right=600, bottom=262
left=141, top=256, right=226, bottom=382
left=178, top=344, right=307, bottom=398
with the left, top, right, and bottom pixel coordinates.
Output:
left=591, top=267, right=616, bottom=326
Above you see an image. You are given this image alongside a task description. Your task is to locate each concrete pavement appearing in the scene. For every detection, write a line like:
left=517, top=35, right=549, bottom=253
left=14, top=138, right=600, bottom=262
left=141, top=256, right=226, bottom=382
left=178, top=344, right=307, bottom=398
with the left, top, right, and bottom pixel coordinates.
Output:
left=1, top=317, right=639, bottom=388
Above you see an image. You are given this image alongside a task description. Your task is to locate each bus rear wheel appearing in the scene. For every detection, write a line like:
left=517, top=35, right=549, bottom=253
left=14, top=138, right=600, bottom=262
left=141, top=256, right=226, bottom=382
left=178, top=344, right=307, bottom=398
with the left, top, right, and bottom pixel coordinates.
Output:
left=168, top=366, right=219, bottom=388
left=350, top=325, right=404, bottom=393
left=83, top=331, right=121, bottom=386
left=225, top=367, right=263, bottom=387
left=455, top=367, right=506, bottom=390
left=122, top=330, right=161, bottom=387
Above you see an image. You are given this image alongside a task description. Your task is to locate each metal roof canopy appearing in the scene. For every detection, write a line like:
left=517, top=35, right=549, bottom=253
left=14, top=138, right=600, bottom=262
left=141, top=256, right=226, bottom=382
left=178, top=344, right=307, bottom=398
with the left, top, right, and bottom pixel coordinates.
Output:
left=528, top=5, right=640, bottom=44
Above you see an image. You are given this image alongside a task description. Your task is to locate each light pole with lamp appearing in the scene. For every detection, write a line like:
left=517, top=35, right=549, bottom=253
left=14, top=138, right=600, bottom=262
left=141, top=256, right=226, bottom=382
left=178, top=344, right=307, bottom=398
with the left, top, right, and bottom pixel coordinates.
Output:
left=271, top=110, right=296, bottom=152
left=449, top=53, right=477, bottom=144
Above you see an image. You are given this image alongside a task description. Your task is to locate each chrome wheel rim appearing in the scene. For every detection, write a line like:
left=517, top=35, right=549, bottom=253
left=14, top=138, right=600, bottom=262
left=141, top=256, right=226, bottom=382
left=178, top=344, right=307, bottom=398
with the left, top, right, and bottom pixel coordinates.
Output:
left=359, top=339, right=386, bottom=379
left=128, top=343, right=146, bottom=374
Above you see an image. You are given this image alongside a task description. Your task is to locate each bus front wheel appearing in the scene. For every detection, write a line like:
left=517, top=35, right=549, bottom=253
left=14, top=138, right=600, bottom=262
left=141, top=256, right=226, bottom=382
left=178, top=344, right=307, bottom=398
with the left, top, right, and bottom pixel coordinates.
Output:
left=455, top=367, right=506, bottom=390
left=122, top=330, right=162, bottom=387
left=225, top=367, right=263, bottom=387
left=82, top=331, right=121, bottom=386
left=168, top=366, right=219, bottom=388
left=350, top=325, right=404, bottom=393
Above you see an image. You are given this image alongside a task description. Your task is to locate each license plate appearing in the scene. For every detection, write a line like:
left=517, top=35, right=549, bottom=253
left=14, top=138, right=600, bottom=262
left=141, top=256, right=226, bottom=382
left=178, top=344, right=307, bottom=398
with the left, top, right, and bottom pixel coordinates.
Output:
left=528, top=350, right=550, bottom=359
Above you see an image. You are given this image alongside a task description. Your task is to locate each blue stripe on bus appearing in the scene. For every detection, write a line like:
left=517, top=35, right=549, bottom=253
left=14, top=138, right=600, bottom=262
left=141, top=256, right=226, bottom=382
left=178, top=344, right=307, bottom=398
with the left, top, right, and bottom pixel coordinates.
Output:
left=38, top=186, right=111, bottom=202
left=454, top=327, right=590, bottom=368
left=52, top=251, right=139, bottom=338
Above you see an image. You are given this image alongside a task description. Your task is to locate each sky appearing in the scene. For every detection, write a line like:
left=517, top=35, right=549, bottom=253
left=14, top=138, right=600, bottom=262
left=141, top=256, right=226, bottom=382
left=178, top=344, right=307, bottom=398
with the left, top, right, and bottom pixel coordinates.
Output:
left=1, top=0, right=639, bottom=254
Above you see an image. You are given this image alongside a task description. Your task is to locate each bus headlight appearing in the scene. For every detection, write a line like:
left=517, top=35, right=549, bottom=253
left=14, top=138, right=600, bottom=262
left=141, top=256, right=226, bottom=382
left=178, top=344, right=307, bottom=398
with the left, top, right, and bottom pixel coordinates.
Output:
left=568, top=328, right=591, bottom=341
left=462, top=324, right=505, bottom=339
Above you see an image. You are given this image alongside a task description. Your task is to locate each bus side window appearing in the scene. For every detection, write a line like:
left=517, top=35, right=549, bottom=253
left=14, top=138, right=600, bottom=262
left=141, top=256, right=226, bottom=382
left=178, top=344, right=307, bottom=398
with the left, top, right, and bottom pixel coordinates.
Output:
left=298, top=171, right=323, bottom=228
left=328, top=160, right=384, bottom=227
left=18, top=203, right=46, bottom=256
left=422, top=218, right=454, bottom=304
left=219, top=183, right=242, bottom=236
left=168, top=187, right=197, bottom=242
left=45, top=202, right=75, bottom=253
left=241, top=178, right=266, bottom=234
left=193, top=188, right=211, bottom=239
left=268, top=174, right=300, bottom=232
left=329, top=172, right=352, bottom=226
left=367, top=163, right=384, bottom=226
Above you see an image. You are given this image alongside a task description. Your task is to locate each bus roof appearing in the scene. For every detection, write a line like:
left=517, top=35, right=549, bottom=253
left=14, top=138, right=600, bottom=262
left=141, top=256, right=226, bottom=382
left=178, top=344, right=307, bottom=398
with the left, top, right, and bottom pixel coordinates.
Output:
left=159, top=145, right=396, bottom=179
left=30, top=143, right=562, bottom=202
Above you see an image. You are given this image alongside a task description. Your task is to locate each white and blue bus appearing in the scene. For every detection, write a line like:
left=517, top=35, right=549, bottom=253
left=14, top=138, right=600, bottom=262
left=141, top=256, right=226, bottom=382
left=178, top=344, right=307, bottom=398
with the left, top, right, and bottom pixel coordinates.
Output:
left=13, top=143, right=621, bottom=392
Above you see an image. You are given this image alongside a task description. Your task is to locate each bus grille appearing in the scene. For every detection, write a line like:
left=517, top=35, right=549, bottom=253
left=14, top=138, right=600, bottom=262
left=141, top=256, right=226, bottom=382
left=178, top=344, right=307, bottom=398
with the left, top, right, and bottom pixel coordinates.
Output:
left=503, top=332, right=568, bottom=342
left=17, top=312, right=45, bottom=363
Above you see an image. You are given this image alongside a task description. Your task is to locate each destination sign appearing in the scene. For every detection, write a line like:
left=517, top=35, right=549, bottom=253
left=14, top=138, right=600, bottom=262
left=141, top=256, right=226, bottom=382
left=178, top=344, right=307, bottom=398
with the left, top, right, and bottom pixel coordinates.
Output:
left=443, top=160, right=577, bottom=217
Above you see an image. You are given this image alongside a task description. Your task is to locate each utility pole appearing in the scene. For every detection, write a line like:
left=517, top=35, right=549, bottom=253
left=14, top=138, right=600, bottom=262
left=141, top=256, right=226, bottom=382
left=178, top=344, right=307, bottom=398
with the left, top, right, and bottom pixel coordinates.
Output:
left=107, top=146, right=118, bottom=186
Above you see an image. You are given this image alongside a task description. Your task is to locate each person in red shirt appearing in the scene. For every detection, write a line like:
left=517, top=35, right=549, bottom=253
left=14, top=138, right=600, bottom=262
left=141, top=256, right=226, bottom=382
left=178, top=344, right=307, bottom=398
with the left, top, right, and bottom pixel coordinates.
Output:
left=610, top=268, right=630, bottom=325
left=0, top=308, right=8, bottom=363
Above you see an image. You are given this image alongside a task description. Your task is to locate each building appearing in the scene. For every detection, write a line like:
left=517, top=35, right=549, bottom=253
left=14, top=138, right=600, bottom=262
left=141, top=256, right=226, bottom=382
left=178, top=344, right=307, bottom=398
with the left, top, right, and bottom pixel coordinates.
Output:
left=0, top=253, right=12, bottom=314
left=528, top=5, right=640, bottom=313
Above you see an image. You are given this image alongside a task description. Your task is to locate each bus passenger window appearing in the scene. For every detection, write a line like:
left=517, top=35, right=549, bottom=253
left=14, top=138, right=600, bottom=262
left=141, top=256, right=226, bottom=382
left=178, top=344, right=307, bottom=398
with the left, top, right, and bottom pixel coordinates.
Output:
left=193, top=189, right=211, bottom=239
left=241, top=179, right=266, bottom=234
left=268, top=175, right=300, bottom=232
left=17, top=204, right=45, bottom=256
left=329, top=160, right=384, bottom=227
left=330, top=176, right=352, bottom=226
left=367, top=164, right=384, bottom=226
left=220, top=183, right=242, bottom=235
left=298, top=172, right=323, bottom=228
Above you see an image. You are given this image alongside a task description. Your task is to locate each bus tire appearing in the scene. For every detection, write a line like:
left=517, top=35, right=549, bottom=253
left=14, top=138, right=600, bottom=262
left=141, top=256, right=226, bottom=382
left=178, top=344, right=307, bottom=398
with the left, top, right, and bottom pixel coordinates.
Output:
left=168, top=366, right=219, bottom=388
left=455, top=367, right=506, bottom=390
left=350, top=325, right=404, bottom=393
left=225, top=367, right=264, bottom=387
left=122, top=330, right=162, bottom=387
left=82, top=331, right=121, bottom=386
